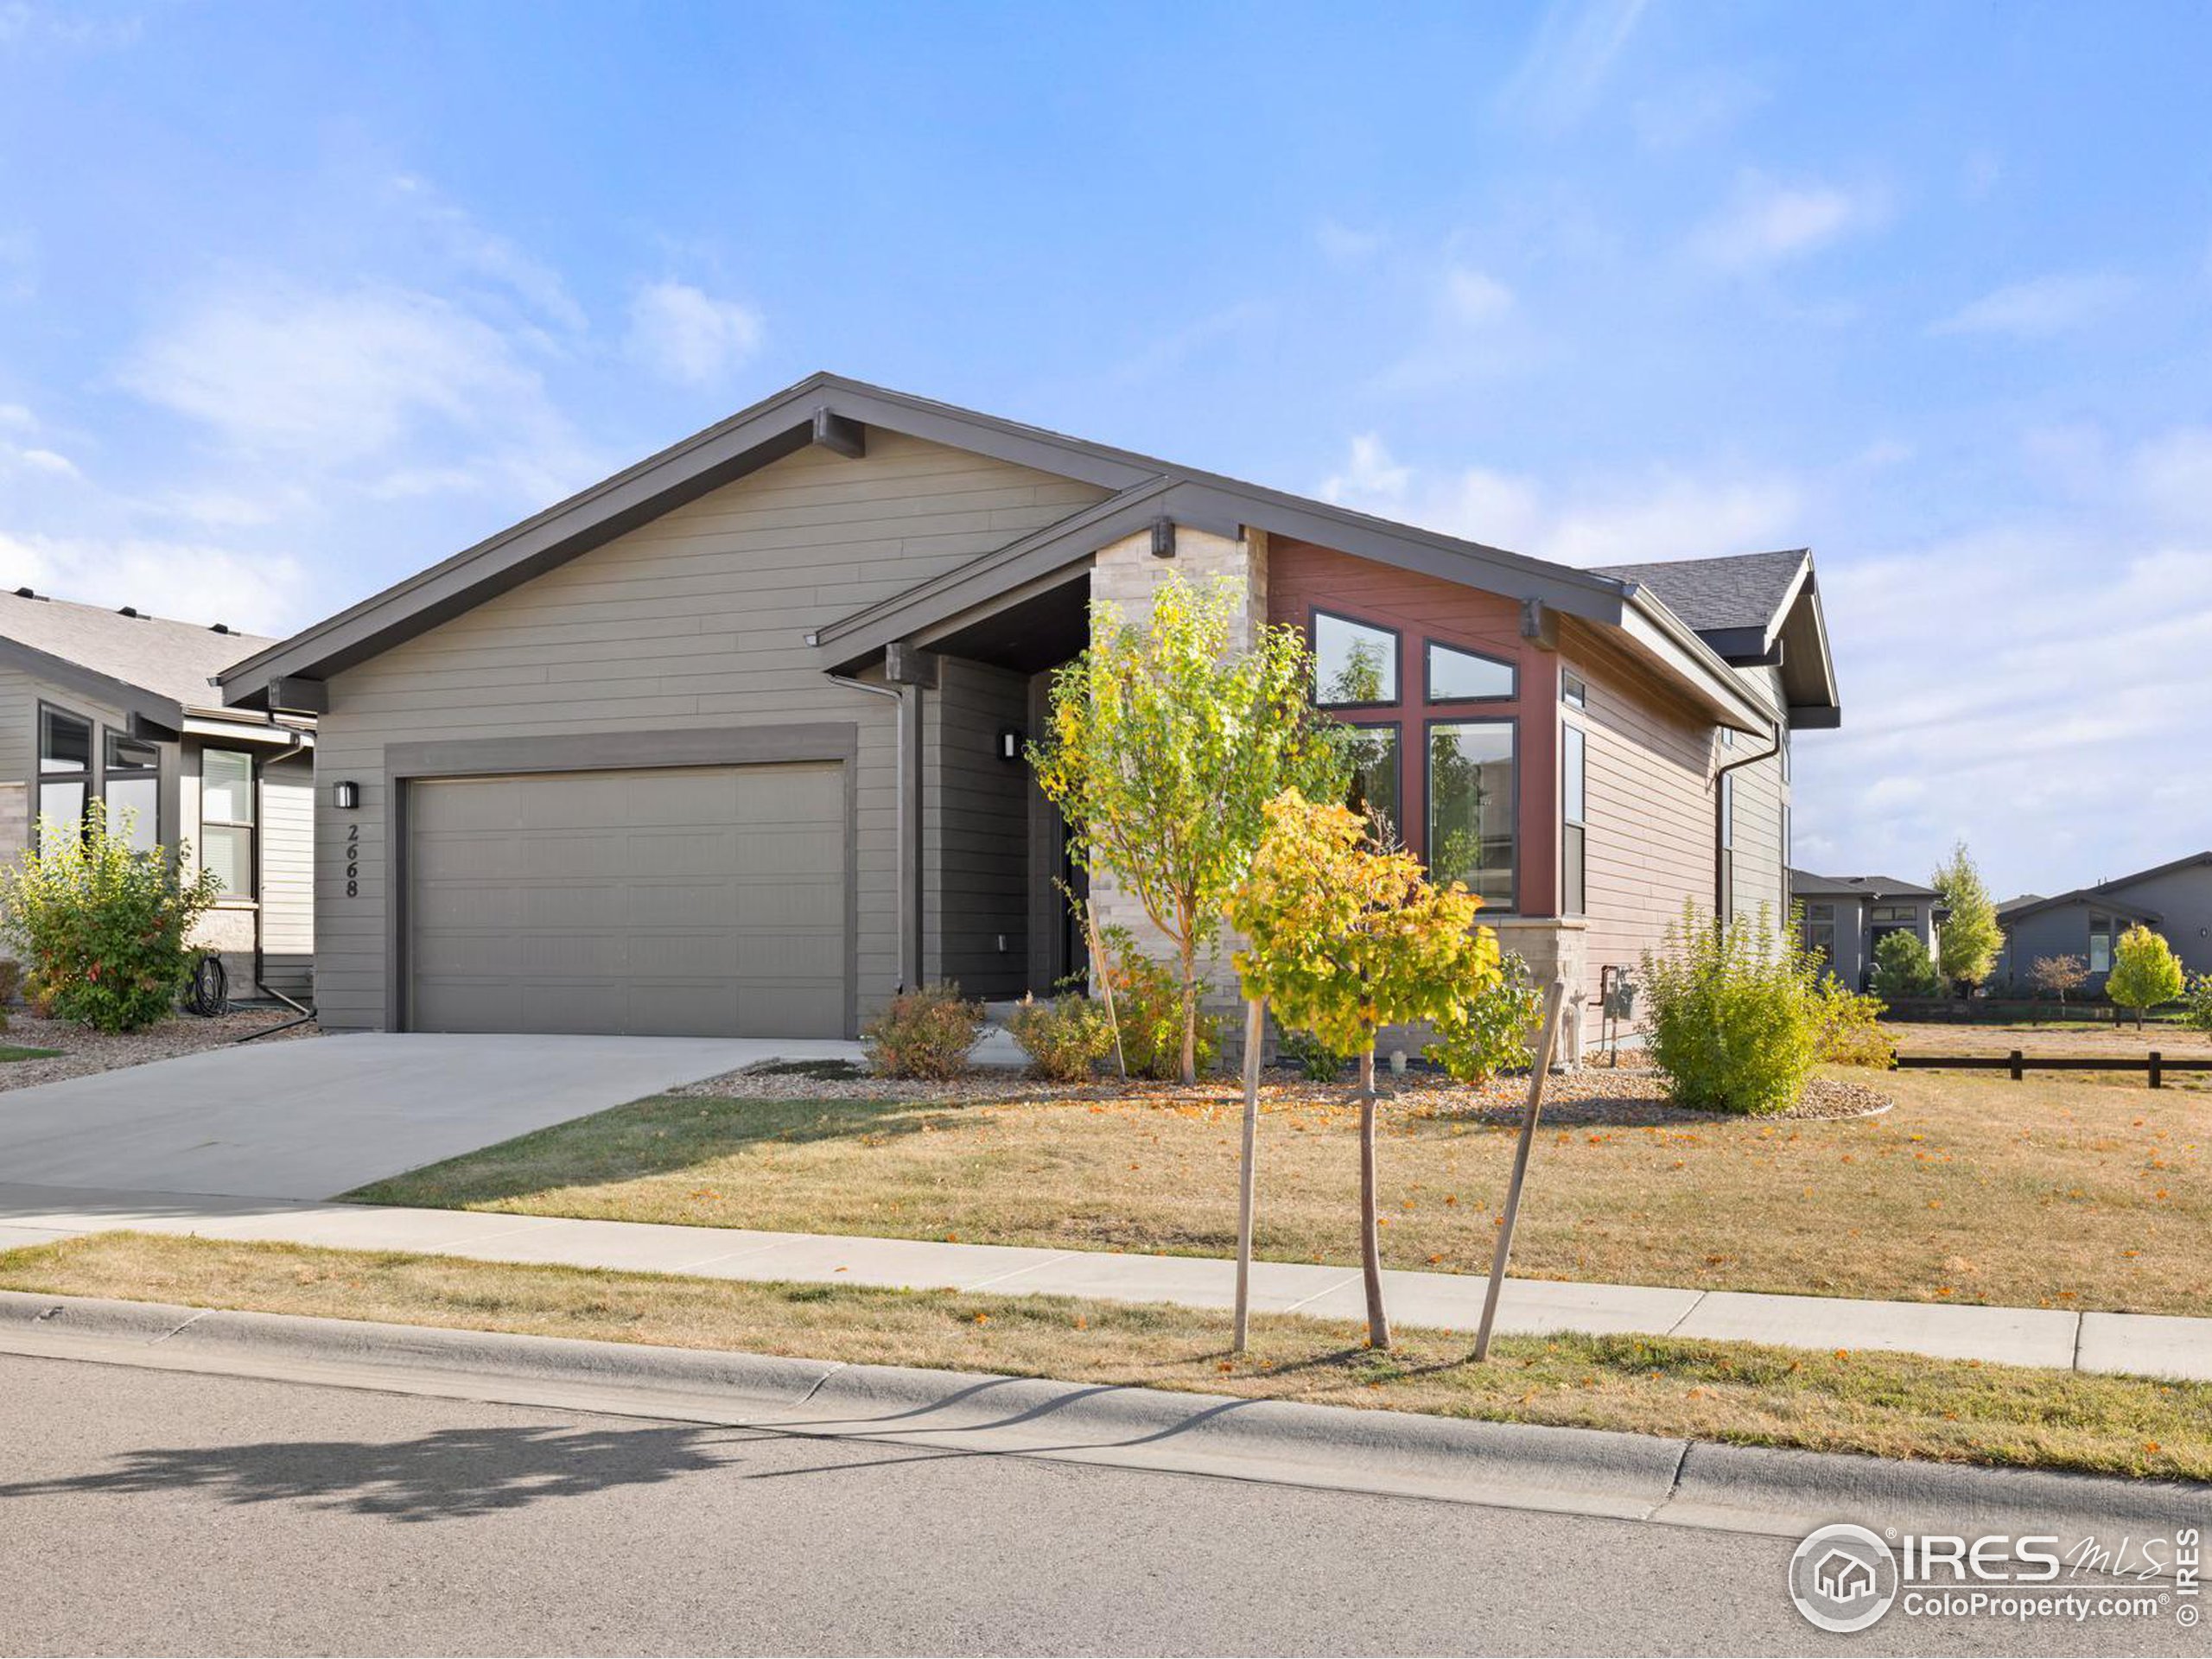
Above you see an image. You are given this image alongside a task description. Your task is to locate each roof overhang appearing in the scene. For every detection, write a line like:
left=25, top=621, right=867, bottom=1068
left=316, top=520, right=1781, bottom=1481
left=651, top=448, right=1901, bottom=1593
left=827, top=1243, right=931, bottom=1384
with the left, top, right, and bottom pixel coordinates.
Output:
left=0, top=636, right=187, bottom=734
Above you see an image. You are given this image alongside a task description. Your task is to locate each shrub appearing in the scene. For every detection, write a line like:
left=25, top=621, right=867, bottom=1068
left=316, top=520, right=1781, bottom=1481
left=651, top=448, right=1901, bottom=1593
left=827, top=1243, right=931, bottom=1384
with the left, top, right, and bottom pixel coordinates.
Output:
left=861, top=982, right=984, bottom=1080
left=1276, top=1027, right=1345, bottom=1082
left=1813, top=980, right=1895, bottom=1068
left=1005, top=991, right=1116, bottom=1082
left=2031, top=954, right=2088, bottom=1008
left=1097, top=927, right=1221, bottom=1079
left=0, top=802, right=223, bottom=1032
left=2106, top=925, right=2185, bottom=1029
left=1424, top=951, right=1545, bottom=1085
left=1638, top=901, right=1821, bottom=1116
left=2183, top=974, right=2212, bottom=1040
left=1869, top=930, right=1942, bottom=1001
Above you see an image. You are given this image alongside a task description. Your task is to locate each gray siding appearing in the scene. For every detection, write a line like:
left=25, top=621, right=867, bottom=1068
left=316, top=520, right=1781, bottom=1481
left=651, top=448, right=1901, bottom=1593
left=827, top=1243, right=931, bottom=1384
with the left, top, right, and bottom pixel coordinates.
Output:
left=258, top=751, right=316, bottom=997
left=1998, top=866, right=2212, bottom=991
left=1725, top=664, right=1791, bottom=941
left=924, top=654, right=1030, bottom=998
left=308, top=431, right=1109, bottom=1032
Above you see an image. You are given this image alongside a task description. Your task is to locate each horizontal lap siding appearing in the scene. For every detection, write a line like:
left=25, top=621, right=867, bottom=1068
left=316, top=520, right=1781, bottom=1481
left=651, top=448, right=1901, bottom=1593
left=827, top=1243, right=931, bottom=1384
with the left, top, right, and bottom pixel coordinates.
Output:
left=257, top=753, right=315, bottom=998
left=311, top=433, right=1108, bottom=1032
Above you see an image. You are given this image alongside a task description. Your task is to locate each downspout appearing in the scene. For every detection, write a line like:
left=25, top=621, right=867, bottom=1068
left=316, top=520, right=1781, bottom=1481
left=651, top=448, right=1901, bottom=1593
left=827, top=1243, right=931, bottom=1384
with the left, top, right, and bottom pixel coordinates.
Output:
left=1712, top=716, right=1784, bottom=919
left=828, top=673, right=920, bottom=993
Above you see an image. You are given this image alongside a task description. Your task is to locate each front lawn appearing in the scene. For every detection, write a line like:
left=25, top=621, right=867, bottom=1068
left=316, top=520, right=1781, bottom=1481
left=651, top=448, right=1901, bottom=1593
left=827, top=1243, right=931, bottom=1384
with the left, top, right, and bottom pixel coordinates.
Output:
left=351, top=1065, right=2211, bottom=1317
left=3, top=1231, right=2204, bottom=1480
left=0, top=1046, right=62, bottom=1062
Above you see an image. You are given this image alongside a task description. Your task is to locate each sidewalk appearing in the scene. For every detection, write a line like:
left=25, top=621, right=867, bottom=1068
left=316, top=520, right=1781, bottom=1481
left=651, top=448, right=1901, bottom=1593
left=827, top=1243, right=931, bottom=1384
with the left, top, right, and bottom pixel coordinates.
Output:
left=2, top=1179, right=2206, bottom=1382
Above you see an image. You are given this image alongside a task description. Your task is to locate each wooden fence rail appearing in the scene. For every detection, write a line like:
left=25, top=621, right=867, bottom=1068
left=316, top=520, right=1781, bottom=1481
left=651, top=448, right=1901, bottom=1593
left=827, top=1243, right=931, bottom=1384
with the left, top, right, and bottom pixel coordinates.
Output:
left=1895, top=1052, right=2212, bottom=1087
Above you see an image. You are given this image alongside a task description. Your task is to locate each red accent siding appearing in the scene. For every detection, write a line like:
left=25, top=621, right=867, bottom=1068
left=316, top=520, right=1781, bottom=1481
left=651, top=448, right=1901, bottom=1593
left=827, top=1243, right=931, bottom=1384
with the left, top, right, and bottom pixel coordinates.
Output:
left=1268, top=539, right=1558, bottom=918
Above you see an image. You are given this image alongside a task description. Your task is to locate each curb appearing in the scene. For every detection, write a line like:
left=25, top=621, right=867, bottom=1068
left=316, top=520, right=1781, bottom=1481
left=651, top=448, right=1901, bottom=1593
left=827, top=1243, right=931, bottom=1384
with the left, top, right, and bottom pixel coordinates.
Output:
left=3, top=1288, right=2204, bottom=1551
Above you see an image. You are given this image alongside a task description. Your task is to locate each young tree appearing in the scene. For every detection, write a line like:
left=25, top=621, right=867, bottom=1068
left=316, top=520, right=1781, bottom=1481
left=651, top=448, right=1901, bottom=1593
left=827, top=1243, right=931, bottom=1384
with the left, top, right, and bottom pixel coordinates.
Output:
left=2183, top=974, right=2212, bottom=1043
left=1230, top=790, right=1497, bottom=1349
left=1031, top=574, right=1348, bottom=1084
left=1869, top=929, right=1941, bottom=1001
left=2031, top=953, right=2088, bottom=1011
left=2106, top=925, right=2184, bottom=1029
left=1930, top=841, right=2003, bottom=993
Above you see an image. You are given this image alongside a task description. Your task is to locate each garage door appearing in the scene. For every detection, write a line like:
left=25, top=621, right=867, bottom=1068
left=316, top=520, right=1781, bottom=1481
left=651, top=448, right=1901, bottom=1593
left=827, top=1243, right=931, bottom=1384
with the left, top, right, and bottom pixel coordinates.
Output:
left=407, top=764, right=848, bottom=1038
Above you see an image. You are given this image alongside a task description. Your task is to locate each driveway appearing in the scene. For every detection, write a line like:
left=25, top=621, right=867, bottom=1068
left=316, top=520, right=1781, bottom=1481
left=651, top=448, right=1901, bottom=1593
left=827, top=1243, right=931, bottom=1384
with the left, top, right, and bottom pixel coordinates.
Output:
left=0, top=1033, right=856, bottom=1201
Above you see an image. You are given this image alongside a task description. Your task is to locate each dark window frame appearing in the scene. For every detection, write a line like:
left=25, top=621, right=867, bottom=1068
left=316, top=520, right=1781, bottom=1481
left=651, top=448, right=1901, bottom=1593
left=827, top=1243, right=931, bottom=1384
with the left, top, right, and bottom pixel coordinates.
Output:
left=1717, top=771, right=1735, bottom=918
left=101, top=728, right=163, bottom=852
left=1806, top=900, right=1836, bottom=965
left=2088, top=912, right=2114, bottom=975
left=1422, top=713, right=1521, bottom=915
left=1422, top=639, right=1518, bottom=705
left=35, top=702, right=93, bottom=851
left=1341, top=719, right=1403, bottom=845
left=1308, top=607, right=1403, bottom=711
left=1560, top=668, right=1587, bottom=710
left=1560, top=718, right=1587, bottom=916
left=200, top=747, right=258, bottom=901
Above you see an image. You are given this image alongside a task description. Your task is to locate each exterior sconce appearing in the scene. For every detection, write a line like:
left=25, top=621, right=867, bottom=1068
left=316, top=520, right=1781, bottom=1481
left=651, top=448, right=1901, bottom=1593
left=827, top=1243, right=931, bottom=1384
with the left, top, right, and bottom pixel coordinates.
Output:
left=997, top=728, right=1024, bottom=765
left=1149, top=517, right=1176, bottom=558
left=333, top=781, right=361, bottom=810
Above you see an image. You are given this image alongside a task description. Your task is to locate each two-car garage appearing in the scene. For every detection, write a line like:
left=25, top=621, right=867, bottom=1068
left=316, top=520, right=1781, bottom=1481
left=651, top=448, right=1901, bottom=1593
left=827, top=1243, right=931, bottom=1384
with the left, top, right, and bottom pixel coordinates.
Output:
left=404, top=762, right=850, bottom=1039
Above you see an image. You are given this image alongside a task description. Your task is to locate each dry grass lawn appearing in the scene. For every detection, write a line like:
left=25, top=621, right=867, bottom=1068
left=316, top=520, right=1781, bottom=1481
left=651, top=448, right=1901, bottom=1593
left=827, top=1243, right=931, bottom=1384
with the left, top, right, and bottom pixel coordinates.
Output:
left=1886, top=1020, right=2212, bottom=1059
left=3, top=1231, right=2205, bottom=1480
left=353, top=1065, right=2211, bottom=1318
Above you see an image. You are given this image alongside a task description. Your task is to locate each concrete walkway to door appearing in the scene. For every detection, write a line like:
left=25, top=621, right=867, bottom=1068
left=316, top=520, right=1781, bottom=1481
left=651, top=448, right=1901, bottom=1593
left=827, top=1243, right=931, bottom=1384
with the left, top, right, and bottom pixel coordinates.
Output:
left=0, top=1033, right=859, bottom=1201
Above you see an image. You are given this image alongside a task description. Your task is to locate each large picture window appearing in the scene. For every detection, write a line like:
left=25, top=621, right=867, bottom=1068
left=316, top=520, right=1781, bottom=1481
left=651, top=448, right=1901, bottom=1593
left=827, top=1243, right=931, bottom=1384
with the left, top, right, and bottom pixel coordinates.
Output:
left=200, top=749, right=255, bottom=899
left=1427, top=720, right=1516, bottom=907
left=36, top=705, right=91, bottom=847
left=2088, top=912, right=2113, bottom=975
left=1806, top=901, right=1836, bottom=966
left=1560, top=722, right=1586, bottom=915
left=1313, top=612, right=1398, bottom=707
left=103, top=732, right=161, bottom=853
left=1344, top=724, right=1401, bottom=842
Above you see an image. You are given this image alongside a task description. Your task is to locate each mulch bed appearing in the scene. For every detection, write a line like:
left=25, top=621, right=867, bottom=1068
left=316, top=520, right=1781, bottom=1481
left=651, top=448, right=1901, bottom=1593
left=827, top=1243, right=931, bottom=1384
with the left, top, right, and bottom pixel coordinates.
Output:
left=675, top=1056, right=1893, bottom=1125
left=0, top=1007, right=318, bottom=1093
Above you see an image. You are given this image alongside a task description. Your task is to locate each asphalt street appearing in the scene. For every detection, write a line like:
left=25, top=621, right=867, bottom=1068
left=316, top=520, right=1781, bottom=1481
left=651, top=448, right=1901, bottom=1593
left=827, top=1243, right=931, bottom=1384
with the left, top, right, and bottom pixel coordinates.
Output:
left=0, top=1353, right=2197, bottom=1657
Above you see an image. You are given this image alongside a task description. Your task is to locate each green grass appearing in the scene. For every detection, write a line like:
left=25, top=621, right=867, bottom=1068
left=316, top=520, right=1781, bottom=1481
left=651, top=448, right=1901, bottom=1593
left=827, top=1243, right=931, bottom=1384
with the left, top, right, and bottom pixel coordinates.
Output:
left=3, top=1230, right=2207, bottom=1479
left=0, top=1045, right=62, bottom=1061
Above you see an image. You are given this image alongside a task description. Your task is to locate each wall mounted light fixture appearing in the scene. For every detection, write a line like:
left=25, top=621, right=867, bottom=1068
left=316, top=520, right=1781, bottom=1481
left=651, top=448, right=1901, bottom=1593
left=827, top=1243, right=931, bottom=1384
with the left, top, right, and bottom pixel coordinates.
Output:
left=333, top=781, right=361, bottom=810
left=997, top=728, right=1024, bottom=764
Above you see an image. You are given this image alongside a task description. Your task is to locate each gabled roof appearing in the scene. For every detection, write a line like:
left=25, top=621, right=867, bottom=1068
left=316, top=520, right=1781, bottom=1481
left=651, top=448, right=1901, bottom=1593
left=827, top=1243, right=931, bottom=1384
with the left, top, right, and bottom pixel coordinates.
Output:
left=1998, top=852, right=2211, bottom=925
left=219, top=372, right=1831, bottom=734
left=1595, top=548, right=1840, bottom=726
left=1790, top=869, right=1942, bottom=901
left=0, top=588, right=287, bottom=734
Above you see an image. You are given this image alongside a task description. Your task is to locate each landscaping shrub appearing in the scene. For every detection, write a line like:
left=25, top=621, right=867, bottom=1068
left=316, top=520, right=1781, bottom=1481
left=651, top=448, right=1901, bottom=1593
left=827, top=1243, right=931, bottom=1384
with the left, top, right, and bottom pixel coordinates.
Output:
left=1097, top=927, right=1220, bottom=1079
left=0, top=802, right=223, bottom=1033
left=1638, top=902, right=1821, bottom=1116
left=1869, top=930, right=1942, bottom=1001
left=2184, top=974, right=2212, bottom=1040
left=1813, top=980, right=1895, bottom=1069
left=1276, top=1027, right=1345, bottom=1081
left=1005, top=991, right=1116, bottom=1082
left=2107, top=925, right=2186, bottom=1029
left=860, top=982, right=985, bottom=1080
left=1423, top=951, right=1544, bottom=1084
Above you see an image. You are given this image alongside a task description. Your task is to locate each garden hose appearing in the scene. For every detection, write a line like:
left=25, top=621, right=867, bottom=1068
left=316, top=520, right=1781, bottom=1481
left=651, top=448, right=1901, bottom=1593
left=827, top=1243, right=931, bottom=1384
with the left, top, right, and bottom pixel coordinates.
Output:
left=182, top=953, right=228, bottom=1018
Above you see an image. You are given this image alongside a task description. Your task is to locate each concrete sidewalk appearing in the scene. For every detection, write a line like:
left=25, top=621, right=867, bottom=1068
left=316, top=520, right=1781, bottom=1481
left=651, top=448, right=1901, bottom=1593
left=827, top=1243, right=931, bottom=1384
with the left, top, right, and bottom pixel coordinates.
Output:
left=0, top=1179, right=2205, bottom=1382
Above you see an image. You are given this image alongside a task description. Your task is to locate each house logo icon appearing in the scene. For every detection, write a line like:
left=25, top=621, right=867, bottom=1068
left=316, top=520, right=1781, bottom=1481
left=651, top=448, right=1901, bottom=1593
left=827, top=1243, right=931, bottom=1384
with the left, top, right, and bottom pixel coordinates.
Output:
left=1789, top=1524, right=1899, bottom=1633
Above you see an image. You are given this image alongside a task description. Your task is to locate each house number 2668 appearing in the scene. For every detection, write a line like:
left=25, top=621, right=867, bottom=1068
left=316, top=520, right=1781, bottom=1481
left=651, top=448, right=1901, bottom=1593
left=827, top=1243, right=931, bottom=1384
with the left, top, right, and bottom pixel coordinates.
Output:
left=346, top=823, right=359, bottom=898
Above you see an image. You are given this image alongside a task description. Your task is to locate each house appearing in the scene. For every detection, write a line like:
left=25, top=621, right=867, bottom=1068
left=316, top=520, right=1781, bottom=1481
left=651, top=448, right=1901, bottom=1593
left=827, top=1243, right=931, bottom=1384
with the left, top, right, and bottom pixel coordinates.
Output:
left=0, top=588, right=315, bottom=998
left=1994, top=852, right=2212, bottom=991
left=216, top=373, right=1841, bottom=1050
left=1790, top=870, right=1947, bottom=991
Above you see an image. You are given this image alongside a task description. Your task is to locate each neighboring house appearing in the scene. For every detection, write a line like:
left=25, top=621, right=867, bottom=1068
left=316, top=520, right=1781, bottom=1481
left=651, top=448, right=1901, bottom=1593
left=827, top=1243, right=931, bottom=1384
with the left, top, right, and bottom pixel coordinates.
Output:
left=1994, top=852, right=2212, bottom=991
left=1789, top=870, right=1947, bottom=991
left=0, top=588, right=316, bottom=999
left=217, top=373, right=1840, bottom=1048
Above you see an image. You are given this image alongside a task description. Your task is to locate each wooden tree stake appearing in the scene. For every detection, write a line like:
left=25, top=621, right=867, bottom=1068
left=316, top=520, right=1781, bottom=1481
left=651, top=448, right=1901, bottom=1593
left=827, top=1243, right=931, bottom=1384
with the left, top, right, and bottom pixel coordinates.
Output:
left=1232, top=995, right=1266, bottom=1352
left=1473, top=981, right=1567, bottom=1363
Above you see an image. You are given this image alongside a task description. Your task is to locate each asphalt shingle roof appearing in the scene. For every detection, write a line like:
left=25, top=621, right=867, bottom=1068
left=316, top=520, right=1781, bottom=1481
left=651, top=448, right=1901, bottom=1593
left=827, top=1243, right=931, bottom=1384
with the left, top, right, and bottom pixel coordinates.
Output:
left=1592, top=549, right=1808, bottom=634
left=0, top=589, right=274, bottom=712
left=1789, top=869, right=1943, bottom=900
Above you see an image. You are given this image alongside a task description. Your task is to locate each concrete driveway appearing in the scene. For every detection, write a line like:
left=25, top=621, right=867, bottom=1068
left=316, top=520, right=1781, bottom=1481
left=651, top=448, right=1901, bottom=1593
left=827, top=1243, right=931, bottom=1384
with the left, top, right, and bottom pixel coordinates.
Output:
left=0, top=1033, right=856, bottom=1201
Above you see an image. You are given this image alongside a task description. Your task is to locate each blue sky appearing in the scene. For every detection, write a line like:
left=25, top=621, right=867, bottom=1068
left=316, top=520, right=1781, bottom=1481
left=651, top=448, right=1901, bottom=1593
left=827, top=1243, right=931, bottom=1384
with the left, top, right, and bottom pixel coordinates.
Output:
left=2, top=0, right=2208, bottom=899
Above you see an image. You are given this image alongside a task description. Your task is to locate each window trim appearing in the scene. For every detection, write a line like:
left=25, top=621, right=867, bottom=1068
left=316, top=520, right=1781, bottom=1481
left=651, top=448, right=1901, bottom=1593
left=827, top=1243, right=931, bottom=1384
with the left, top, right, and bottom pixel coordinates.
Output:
left=101, top=728, right=163, bottom=852
left=1308, top=607, right=1403, bottom=711
left=1422, top=639, right=1518, bottom=706
left=1422, top=713, right=1521, bottom=915
left=1717, top=771, right=1735, bottom=918
left=200, top=747, right=258, bottom=902
left=1341, top=718, right=1403, bottom=845
left=2088, top=911, right=2114, bottom=975
left=1560, top=668, right=1587, bottom=710
left=35, top=701, right=94, bottom=851
left=1560, top=718, right=1587, bottom=917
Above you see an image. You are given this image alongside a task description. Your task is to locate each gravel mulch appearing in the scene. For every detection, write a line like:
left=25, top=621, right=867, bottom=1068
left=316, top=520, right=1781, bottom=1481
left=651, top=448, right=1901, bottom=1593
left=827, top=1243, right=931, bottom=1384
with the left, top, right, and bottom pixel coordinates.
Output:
left=673, top=1056, right=1893, bottom=1125
left=0, top=1007, right=319, bottom=1093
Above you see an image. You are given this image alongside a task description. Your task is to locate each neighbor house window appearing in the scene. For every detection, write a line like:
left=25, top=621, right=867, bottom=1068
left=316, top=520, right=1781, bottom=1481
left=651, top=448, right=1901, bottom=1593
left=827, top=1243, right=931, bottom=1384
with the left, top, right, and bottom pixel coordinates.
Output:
left=2088, top=912, right=2113, bottom=975
left=1312, top=612, right=1398, bottom=707
left=103, top=732, right=161, bottom=853
left=1560, top=670, right=1587, bottom=710
left=200, top=749, right=255, bottom=899
left=1344, top=724, right=1401, bottom=843
left=1717, top=772, right=1735, bottom=918
left=1427, top=720, right=1516, bottom=907
left=1869, top=904, right=1917, bottom=927
left=1806, top=902, right=1836, bottom=965
left=36, top=705, right=92, bottom=847
left=1425, top=642, right=1516, bottom=702
left=1780, top=805, right=1791, bottom=916
left=1560, top=721, right=1586, bottom=915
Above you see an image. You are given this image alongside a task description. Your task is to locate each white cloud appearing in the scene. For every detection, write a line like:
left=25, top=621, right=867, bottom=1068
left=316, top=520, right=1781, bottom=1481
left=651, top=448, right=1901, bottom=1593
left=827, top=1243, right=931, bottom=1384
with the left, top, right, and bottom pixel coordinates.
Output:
left=386, top=173, right=587, bottom=334
left=1315, top=219, right=1385, bottom=264
left=1930, top=271, right=2133, bottom=338
left=2131, top=427, right=2212, bottom=524
left=624, top=280, right=764, bottom=386
left=12, top=445, right=75, bottom=476
left=1497, top=0, right=1649, bottom=136
left=1691, top=174, right=1889, bottom=270
left=1441, top=267, right=1516, bottom=325
left=1629, top=69, right=1768, bottom=150
left=0, top=530, right=309, bottom=635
